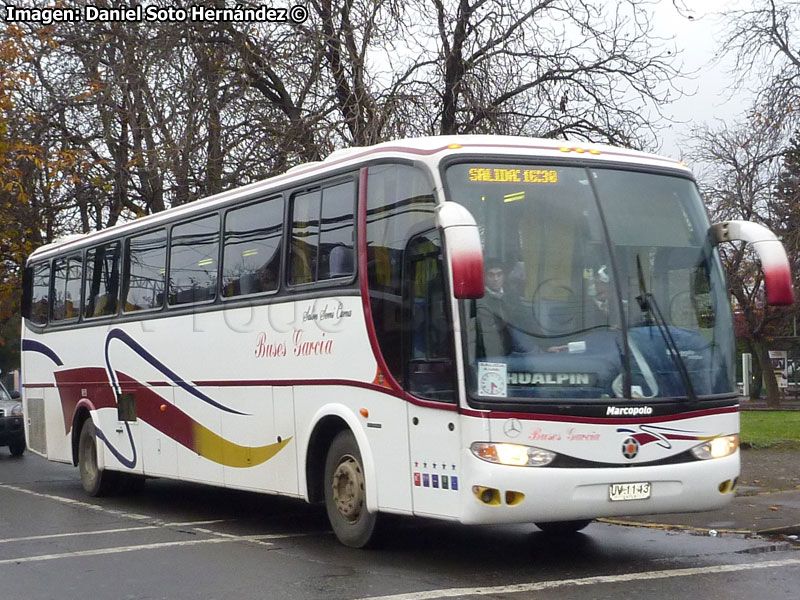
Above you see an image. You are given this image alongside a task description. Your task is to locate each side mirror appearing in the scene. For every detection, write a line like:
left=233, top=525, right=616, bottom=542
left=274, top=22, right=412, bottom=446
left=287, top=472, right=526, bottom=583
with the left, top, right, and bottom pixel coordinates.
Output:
left=10, top=390, right=20, bottom=400
left=437, top=202, right=484, bottom=299
left=710, top=220, right=794, bottom=306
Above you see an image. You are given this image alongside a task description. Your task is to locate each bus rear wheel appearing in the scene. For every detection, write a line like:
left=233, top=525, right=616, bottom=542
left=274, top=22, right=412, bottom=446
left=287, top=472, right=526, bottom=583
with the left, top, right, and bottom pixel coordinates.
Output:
left=78, top=420, right=117, bottom=497
left=323, top=430, right=378, bottom=548
left=535, top=519, right=592, bottom=534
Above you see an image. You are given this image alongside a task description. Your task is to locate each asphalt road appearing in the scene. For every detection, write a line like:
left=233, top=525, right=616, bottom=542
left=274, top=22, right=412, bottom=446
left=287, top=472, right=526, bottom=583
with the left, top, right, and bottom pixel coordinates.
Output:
left=1, top=451, right=799, bottom=600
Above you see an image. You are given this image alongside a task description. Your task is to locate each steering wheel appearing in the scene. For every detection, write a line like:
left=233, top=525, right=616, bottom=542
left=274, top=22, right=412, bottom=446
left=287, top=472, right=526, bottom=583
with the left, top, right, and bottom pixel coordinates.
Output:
left=530, top=279, right=579, bottom=336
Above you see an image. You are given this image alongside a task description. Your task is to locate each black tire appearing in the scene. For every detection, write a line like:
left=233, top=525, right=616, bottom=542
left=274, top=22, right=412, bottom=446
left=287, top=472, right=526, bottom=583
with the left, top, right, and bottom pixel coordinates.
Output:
left=8, top=439, right=25, bottom=456
left=323, top=430, right=378, bottom=548
left=535, top=519, right=592, bottom=534
left=78, top=420, right=117, bottom=497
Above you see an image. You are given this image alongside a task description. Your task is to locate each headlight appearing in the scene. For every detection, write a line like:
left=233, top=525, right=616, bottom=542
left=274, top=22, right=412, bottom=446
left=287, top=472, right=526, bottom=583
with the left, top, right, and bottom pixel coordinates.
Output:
left=691, top=435, right=739, bottom=460
left=471, top=442, right=556, bottom=467
left=11, top=402, right=23, bottom=417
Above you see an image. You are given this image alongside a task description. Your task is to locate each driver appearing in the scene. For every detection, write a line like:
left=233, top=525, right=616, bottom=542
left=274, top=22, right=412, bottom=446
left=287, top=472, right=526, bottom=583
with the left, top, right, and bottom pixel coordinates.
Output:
left=475, top=259, right=512, bottom=357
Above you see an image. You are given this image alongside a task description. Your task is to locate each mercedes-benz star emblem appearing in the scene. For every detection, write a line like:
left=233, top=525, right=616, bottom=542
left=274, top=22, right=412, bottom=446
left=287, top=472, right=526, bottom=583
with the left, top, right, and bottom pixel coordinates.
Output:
left=504, top=418, right=522, bottom=438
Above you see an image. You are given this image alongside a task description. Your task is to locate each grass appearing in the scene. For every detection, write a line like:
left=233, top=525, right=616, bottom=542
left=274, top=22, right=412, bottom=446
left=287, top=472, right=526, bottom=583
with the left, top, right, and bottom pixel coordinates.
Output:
left=739, top=411, right=800, bottom=449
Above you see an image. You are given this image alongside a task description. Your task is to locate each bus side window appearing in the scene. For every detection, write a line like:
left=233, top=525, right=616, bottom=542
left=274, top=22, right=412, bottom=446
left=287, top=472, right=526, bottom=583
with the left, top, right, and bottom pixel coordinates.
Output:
left=404, top=230, right=456, bottom=402
left=318, top=181, right=355, bottom=280
left=289, top=190, right=321, bottom=285
left=51, top=254, right=82, bottom=321
left=124, top=229, right=167, bottom=312
left=28, top=262, right=50, bottom=325
left=169, top=215, right=219, bottom=306
left=84, top=242, right=121, bottom=318
left=222, top=196, right=283, bottom=297
left=289, top=179, right=355, bottom=285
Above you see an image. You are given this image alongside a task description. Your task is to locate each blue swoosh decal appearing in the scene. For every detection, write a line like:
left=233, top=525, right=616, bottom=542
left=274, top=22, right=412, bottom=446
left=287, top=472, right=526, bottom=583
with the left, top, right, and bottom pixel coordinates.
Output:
left=105, top=328, right=248, bottom=416
left=94, top=422, right=137, bottom=469
left=22, top=339, right=64, bottom=366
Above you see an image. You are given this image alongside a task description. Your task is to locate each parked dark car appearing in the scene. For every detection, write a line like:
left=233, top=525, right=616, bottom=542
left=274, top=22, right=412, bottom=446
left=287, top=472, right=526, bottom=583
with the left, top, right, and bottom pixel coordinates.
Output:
left=0, top=380, right=24, bottom=456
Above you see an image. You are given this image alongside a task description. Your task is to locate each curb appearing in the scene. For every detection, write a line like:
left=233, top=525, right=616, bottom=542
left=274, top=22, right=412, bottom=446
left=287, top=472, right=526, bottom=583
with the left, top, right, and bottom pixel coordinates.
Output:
left=596, top=517, right=751, bottom=536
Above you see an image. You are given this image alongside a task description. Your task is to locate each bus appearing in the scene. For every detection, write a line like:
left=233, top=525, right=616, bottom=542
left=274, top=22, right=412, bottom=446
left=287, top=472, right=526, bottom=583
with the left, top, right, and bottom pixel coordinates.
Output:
left=20, top=136, right=793, bottom=547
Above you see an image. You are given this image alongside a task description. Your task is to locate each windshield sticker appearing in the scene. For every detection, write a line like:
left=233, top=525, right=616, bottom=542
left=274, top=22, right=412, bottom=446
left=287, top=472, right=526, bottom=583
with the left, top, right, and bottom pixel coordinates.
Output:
left=478, top=362, right=507, bottom=397
left=508, top=372, right=596, bottom=386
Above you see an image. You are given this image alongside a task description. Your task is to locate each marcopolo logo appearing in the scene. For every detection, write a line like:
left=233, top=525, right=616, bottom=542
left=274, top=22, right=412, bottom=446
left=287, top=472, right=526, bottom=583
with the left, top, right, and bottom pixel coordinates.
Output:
left=606, top=406, right=654, bottom=417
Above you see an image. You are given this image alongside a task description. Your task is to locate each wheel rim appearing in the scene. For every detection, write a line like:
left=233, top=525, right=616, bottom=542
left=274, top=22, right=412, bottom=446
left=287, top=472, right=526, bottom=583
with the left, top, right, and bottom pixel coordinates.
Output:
left=331, top=454, right=365, bottom=523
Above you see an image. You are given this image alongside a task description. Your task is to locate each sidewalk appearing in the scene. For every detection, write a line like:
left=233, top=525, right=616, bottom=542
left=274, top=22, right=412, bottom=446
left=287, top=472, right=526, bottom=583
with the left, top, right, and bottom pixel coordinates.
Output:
left=606, top=448, right=800, bottom=538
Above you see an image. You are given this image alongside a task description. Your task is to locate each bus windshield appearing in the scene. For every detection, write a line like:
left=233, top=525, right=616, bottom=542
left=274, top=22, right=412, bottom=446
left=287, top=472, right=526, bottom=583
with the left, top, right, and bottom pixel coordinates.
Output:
left=444, top=163, right=735, bottom=403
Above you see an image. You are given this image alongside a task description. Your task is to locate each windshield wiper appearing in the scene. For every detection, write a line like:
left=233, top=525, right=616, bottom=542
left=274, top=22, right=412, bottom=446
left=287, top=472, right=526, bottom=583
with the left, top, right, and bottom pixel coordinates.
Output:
left=635, top=255, right=699, bottom=404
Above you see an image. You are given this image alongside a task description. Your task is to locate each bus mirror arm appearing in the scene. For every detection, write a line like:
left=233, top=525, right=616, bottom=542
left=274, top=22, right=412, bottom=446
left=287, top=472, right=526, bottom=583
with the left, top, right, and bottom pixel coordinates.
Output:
left=437, top=203, right=485, bottom=299
left=709, top=220, right=794, bottom=306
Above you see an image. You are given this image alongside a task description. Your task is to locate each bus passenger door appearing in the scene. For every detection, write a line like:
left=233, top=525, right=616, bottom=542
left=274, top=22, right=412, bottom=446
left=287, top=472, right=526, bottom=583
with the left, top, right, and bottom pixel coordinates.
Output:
left=404, top=231, right=462, bottom=519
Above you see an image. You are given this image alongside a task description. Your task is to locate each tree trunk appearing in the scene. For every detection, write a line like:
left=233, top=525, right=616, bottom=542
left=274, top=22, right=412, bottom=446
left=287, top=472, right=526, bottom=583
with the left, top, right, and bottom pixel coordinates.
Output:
left=750, top=354, right=763, bottom=400
left=754, top=338, right=781, bottom=407
left=744, top=339, right=762, bottom=400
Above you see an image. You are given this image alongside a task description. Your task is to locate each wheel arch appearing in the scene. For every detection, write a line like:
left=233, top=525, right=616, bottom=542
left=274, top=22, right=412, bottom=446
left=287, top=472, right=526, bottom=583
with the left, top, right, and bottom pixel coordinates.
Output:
left=303, top=405, right=377, bottom=512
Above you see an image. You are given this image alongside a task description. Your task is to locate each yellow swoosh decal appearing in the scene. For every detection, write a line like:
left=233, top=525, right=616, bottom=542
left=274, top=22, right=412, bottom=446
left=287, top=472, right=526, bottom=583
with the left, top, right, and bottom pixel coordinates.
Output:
left=194, top=424, right=292, bottom=468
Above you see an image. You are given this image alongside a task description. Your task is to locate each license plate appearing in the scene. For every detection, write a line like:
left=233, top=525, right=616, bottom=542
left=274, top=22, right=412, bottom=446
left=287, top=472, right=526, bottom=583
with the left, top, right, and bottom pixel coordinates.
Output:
left=609, top=482, right=651, bottom=501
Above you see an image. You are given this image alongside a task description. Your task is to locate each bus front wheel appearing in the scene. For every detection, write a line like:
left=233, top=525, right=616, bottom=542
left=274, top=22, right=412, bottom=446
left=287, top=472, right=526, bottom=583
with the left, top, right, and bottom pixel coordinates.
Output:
left=535, top=519, right=592, bottom=534
left=78, top=420, right=117, bottom=497
left=323, top=430, right=378, bottom=548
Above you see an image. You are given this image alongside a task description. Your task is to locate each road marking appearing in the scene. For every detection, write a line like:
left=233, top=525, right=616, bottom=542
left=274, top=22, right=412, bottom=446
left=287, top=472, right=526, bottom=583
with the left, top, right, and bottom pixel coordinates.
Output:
left=0, top=535, right=276, bottom=566
left=0, top=483, right=319, bottom=560
left=0, top=520, right=228, bottom=545
left=0, top=483, right=154, bottom=521
left=356, top=557, right=800, bottom=600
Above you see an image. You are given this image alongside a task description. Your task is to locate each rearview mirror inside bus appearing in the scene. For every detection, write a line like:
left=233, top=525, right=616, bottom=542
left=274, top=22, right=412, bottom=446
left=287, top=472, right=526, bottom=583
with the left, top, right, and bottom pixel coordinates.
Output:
left=437, top=202, right=484, bottom=299
left=710, top=220, right=794, bottom=306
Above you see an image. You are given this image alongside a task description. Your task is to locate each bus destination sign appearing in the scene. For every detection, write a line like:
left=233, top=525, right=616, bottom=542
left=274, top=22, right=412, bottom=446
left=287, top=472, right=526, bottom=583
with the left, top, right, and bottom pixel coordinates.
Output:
left=468, top=168, right=558, bottom=184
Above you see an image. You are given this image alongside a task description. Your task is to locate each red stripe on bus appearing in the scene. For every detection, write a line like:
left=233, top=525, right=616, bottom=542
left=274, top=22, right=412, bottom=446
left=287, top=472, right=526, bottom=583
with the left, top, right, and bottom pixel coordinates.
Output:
left=459, top=404, right=738, bottom=425
left=189, top=378, right=457, bottom=411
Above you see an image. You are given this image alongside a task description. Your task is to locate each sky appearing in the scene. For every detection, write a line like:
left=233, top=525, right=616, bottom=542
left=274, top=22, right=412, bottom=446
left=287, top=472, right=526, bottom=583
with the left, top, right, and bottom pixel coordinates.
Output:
left=651, top=0, right=753, bottom=160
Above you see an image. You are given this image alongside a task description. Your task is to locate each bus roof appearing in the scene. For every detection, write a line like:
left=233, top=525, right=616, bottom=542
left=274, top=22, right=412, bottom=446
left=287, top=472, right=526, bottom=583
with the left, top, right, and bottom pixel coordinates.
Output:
left=28, top=135, right=689, bottom=261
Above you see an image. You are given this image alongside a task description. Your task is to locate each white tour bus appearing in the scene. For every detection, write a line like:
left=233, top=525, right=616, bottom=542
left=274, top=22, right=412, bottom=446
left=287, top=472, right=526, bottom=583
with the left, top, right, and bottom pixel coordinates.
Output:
left=20, top=136, right=793, bottom=547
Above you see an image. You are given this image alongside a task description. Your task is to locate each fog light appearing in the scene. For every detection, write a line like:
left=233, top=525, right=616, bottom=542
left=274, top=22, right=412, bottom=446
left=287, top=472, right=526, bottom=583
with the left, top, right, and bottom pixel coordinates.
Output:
left=472, top=486, right=501, bottom=505
left=505, top=490, right=525, bottom=506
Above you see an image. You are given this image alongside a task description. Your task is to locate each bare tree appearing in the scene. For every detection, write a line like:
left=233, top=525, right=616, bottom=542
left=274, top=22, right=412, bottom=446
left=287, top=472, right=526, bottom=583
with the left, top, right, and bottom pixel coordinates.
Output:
left=397, top=0, right=684, bottom=147
left=242, top=0, right=688, bottom=149
left=691, top=119, right=797, bottom=406
left=720, top=0, right=800, bottom=138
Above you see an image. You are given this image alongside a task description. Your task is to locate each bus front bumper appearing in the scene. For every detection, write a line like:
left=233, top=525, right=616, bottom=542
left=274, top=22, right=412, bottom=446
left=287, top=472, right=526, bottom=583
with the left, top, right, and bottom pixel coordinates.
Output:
left=458, top=451, right=739, bottom=525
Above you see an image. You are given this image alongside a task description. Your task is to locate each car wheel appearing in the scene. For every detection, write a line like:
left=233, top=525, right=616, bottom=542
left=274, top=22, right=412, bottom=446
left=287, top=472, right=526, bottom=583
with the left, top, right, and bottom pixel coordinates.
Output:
left=9, top=439, right=25, bottom=456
